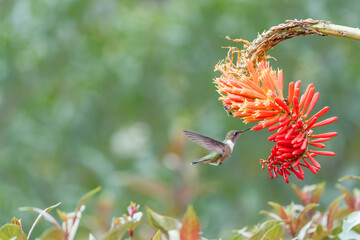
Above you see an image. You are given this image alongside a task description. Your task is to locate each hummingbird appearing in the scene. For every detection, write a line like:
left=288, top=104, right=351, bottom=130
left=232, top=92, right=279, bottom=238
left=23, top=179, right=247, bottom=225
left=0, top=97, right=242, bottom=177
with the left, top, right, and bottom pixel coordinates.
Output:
left=183, top=128, right=251, bottom=166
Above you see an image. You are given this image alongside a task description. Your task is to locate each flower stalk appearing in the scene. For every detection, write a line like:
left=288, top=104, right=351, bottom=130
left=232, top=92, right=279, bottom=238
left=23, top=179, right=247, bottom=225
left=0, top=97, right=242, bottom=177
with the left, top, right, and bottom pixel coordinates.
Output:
left=311, top=22, right=360, bottom=41
left=242, top=19, right=360, bottom=66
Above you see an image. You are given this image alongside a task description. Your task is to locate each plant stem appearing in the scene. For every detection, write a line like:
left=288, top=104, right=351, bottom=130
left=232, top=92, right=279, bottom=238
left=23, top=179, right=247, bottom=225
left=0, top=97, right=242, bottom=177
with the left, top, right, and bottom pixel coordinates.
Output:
left=311, top=22, right=360, bottom=41
left=241, top=19, right=360, bottom=66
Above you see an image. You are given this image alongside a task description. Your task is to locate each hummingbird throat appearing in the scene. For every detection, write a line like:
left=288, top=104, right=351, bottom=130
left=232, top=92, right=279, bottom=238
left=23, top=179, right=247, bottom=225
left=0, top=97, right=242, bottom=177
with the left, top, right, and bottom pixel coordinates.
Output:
left=226, top=140, right=235, bottom=150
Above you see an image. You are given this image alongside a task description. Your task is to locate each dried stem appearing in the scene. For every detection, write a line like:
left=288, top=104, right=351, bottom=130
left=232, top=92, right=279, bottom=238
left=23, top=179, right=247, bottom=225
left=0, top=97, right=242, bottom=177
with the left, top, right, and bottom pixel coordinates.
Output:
left=233, top=19, right=360, bottom=74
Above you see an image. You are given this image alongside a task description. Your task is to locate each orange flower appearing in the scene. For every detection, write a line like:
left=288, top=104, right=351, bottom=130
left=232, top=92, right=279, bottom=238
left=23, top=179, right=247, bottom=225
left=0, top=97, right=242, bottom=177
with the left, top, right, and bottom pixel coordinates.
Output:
left=215, top=48, right=285, bottom=123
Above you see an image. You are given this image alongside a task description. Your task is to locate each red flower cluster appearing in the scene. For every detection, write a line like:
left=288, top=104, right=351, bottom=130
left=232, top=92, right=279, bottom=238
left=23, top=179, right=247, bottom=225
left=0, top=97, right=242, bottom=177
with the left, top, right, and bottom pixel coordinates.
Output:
left=258, top=80, right=338, bottom=183
left=215, top=49, right=338, bottom=183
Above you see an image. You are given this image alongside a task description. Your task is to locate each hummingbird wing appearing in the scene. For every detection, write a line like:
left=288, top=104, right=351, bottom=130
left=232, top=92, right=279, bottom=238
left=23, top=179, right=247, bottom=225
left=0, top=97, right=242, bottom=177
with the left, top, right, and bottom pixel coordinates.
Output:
left=183, top=130, right=226, bottom=155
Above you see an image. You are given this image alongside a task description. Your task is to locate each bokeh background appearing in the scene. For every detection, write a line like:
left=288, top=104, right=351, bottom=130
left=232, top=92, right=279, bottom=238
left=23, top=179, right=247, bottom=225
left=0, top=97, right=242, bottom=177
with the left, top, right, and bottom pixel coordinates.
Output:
left=1, top=0, right=360, bottom=238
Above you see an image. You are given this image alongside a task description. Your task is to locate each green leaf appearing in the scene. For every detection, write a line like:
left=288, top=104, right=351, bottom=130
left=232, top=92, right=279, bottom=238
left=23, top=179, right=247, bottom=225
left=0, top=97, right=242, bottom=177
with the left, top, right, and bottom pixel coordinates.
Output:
left=19, top=202, right=61, bottom=227
left=180, top=205, right=200, bottom=240
left=232, top=226, right=253, bottom=240
left=56, top=209, right=68, bottom=224
left=101, top=221, right=132, bottom=240
left=259, top=211, right=281, bottom=221
left=152, top=230, right=163, bottom=240
left=89, top=233, right=96, bottom=240
left=146, top=207, right=181, bottom=237
left=267, top=202, right=288, bottom=221
left=295, top=220, right=312, bottom=240
left=332, top=225, right=343, bottom=235
left=39, top=228, right=66, bottom=240
left=311, top=182, right=326, bottom=204
left=291, top=184, right=307, bottom=205
left=76, top=186, right=102, bottom=212
left=10, top=218, right=22, bottom=229
left=336, top=184, right=355, bottom=211
left=261, top=224, right=284, bottom=240
left=311, top=224, right=330, bottom=240
left=297, top=203, right=318, bottom=227
left=338, top=211, right=360, bottom=239
left=353, top=224, right=360, bottom=234
left=338, top=230, right=360, bottom=240
left=19, top=202, right=62, bottom=239
left=229, top=235, right=245, bottom=240
left=0, top=224, right=26, bottom=240
left=338, top=175, right=360, bottom=182
left=248, top=220, right=282, bottom=240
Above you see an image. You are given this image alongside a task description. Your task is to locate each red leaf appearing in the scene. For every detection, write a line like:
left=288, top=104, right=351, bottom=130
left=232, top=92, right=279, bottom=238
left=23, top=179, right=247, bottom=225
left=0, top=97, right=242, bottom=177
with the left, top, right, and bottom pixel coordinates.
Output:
left=180, top=205, right=200, bottom=240
left=327, top=195, right=344, bottom=231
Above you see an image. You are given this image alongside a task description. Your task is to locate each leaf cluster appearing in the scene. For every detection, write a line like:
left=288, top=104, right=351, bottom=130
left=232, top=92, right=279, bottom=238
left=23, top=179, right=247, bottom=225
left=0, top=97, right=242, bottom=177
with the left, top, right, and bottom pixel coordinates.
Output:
left=232, top=177, right=360, bottom=240
left=1, top=177, right=359, bottom=240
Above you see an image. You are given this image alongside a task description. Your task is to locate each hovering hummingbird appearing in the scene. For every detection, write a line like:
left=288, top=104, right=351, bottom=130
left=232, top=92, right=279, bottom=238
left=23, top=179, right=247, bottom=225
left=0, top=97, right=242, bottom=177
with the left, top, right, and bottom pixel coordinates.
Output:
left=183, top=128, right=251, bottom=166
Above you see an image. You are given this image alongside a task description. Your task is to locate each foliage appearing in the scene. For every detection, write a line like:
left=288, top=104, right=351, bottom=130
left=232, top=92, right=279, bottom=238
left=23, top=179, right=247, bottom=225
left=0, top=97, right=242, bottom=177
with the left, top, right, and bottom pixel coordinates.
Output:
left=232, top=177, right=360, bottom=240
left=0, top=177, right=359, bottom=239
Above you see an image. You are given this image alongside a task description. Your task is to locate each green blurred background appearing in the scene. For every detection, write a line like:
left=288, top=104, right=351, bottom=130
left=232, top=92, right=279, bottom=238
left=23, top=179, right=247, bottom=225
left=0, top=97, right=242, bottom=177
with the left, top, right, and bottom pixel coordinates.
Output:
left=1, top=0, right=360, bottom=238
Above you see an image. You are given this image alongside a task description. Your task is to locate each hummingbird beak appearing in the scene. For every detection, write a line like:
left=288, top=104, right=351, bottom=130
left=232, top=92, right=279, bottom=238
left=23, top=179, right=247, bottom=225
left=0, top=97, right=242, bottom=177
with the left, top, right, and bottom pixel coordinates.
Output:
left=238, top=128, right=251, bottom=133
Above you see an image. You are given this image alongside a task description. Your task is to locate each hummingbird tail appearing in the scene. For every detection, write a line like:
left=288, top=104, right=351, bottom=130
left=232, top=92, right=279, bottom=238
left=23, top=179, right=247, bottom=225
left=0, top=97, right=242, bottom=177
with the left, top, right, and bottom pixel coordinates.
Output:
left=191, top=158, right=208, bottom=165
left=191, top=158, right=222, bottom=166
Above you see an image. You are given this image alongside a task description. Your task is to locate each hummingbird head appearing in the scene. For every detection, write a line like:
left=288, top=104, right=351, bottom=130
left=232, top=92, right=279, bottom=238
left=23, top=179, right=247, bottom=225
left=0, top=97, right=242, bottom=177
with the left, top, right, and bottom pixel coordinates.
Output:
left=227, top=128, right=251, bottom=143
